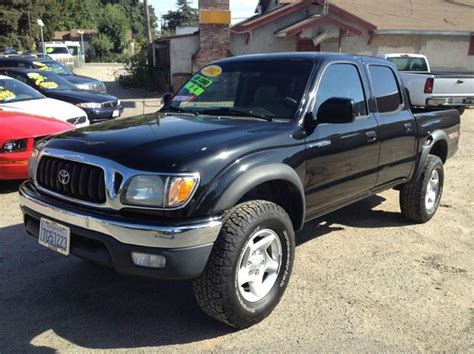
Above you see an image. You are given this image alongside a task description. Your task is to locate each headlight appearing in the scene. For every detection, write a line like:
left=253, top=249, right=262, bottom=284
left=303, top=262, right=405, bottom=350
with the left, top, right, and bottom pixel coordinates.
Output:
left=121, top=174, right=199, bottom=208
left=117, top=99, right=121, bottom=105
left=1, top=139, right=27, bottom=153
left=76, top=83, right=92, bottom=90
left=76, top=102, right=102, bottom=109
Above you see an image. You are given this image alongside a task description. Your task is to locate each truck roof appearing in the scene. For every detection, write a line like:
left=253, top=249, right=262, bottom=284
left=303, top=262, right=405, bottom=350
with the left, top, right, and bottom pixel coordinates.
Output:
left=213, top=52, right=392, bottom=66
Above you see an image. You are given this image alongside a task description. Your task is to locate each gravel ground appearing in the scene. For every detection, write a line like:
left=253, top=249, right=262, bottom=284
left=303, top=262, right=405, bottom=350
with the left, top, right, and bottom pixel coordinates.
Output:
left=0, top=91, right=472, bottom=351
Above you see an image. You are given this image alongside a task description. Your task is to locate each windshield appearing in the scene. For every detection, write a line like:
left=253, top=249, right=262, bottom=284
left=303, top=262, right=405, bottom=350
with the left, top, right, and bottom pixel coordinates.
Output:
left=166, top=60, right=314, bottom=119
left=26, top=71, right=76, bottom=91
left=46, top=46, right=70, bottom=55
left=0, top=78, right=44, bottom=103
left=387, top=57, right=429, bottom=72
left=32, top=60, right=72, bottom=75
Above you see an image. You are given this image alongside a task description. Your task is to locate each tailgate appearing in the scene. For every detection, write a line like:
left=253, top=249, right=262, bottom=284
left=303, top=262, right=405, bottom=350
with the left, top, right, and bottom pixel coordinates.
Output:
left=432, top=76, right=474, bottom=96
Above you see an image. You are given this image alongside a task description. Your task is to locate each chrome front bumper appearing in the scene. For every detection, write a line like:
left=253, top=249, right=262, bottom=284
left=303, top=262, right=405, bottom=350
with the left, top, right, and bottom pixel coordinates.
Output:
left=19, top=182, right=223, bottom=249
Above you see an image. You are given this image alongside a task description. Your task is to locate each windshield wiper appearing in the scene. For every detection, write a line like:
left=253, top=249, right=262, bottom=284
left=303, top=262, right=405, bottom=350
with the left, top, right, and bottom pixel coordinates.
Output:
left=199, top=107, right=272, bottom=121
left=160, top=106, right=199, bottom=116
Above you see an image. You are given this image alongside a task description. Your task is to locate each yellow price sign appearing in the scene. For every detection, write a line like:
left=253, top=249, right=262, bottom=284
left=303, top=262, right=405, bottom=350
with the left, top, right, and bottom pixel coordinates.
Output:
left=0, top=90, right=16, bottom=101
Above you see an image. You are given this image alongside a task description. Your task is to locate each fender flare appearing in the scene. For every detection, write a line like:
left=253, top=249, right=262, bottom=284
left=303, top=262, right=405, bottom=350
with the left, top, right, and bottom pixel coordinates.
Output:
left=413, top=129, right=448, bottom=181
left=211, top=163, right=306, bottom=230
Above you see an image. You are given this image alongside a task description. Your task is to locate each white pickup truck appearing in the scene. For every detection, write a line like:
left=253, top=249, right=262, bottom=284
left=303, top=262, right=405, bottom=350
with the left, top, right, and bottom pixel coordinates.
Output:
left=385, top=54, right=474, bottom=114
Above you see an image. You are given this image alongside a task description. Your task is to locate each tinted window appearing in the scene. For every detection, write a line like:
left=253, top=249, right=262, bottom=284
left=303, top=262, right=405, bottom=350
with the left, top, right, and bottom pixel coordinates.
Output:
left=315, top=64, right=367, bottom=117
left=369, top=65, right=402, bottom=113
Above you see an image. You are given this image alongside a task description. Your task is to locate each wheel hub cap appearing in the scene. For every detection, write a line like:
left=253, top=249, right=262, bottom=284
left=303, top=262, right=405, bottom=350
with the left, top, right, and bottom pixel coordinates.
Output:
left=236, top=229, right=282, bottom=303
left=425, top=169, right=440, bottom=211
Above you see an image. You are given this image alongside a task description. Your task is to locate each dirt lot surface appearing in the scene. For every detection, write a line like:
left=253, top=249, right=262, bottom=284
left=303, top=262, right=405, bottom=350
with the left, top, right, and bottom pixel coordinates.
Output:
left=0, top=99, right=473, bottom=350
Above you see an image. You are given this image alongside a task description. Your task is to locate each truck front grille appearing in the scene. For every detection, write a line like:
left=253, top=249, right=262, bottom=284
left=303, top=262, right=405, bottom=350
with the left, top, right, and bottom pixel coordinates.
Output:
left=36, top=156, right=106, bottom=204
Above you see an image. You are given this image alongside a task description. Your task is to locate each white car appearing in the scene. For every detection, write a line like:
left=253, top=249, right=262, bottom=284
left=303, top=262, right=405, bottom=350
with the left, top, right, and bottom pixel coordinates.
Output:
left=44, top=42, right=75, bottom=68
left=0, top=75, right=89, bottom=128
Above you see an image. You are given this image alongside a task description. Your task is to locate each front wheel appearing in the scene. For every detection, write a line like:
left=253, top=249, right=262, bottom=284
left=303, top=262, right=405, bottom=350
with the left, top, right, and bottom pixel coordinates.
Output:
left=400, top=154, right=444, bottom=223
left=193, top=201, right=295, bottom=329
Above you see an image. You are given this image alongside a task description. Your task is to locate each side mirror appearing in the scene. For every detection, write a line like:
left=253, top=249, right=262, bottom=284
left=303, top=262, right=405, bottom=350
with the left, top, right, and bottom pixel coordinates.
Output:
left=163, top=92, right=173, bottom=106
left=317, top=97, right=355, bottom=124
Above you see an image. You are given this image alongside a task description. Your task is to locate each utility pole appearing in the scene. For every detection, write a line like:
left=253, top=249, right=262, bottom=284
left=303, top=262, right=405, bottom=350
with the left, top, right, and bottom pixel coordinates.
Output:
left=143, top=0, right=152, bottom=45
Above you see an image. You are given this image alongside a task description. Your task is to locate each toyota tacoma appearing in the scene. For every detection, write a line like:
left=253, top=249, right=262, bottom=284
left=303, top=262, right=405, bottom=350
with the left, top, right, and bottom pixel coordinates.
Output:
left=19, top=53, right=460, bottom=328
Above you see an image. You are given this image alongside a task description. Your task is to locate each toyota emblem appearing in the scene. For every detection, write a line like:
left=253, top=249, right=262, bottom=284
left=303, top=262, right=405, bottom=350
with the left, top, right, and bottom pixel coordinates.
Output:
left=58, top=169, right=70, bottom=185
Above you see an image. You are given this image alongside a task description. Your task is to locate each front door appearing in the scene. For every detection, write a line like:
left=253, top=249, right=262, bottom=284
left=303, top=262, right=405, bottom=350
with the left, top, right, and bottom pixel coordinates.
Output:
left=305, top=63, right=380, bottom=218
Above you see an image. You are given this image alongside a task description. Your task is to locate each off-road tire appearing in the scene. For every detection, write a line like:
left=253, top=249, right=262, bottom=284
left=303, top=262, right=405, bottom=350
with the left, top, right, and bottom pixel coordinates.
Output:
left=400, top=154, right=444, bottom=223
left=193, top=200, right=295, bottom=329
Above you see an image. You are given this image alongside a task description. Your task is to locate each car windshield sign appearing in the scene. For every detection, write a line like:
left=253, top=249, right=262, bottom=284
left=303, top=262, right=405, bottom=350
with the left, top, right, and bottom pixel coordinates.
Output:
left=27, top=72, right=75, bottom=91
left=32, top=61, right=71, bottom=75
left=0, top=79, right=44, bottom=103
left=167, top=60, right=314, bottom=120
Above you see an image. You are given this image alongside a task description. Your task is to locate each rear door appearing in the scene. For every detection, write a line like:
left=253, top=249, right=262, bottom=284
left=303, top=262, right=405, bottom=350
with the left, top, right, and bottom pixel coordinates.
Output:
left=367, top=64, right=416, bottom=185
left=305, top=62, right=380, bottom=217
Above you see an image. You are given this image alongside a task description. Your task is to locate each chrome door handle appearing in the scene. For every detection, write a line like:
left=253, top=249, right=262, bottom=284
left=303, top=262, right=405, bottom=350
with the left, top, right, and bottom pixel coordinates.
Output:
left=404, top=123, right=414, bottom=133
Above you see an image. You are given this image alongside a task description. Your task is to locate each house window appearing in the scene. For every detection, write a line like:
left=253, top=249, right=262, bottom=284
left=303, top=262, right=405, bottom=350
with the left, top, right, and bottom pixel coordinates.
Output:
left=469, top=36, right=474, bottom=56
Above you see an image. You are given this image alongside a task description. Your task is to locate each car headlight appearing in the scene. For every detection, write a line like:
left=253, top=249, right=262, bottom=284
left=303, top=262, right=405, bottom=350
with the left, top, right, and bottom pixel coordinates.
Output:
left=121, top=174, right=199, bottom=208
left=76, top=102, right=102, bottom=109
left=76, top=83, right=91, bottom=90
left=117, top=99, right=121, bottom=105
left=1, top=139, right=27, bottom=153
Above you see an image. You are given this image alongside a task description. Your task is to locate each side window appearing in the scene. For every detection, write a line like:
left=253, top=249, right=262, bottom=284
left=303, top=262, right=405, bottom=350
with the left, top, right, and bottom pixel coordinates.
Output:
left=17, top=62, right=26, bottom=68
left=314, top=63, right=367, bottom=118
left=369, top=65, right=402, bottom=113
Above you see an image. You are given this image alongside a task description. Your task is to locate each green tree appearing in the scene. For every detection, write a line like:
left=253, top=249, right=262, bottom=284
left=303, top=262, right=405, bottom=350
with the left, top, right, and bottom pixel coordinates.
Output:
left=98, top=4, right=130, bottom=52
left=90, top=32, right=113, bottom=58
left=162, top=0, right=198, bottom=33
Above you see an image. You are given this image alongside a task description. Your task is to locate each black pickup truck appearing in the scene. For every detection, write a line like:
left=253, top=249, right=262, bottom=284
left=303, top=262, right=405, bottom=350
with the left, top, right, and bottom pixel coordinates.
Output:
left=19, top=53, right=460, bottom=328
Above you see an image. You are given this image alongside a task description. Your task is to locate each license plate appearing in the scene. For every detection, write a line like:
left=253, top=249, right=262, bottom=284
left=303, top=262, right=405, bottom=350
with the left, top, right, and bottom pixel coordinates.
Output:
left=112, top=110, right=120, bottom=117
left=39, top=218, right=71, bottom=256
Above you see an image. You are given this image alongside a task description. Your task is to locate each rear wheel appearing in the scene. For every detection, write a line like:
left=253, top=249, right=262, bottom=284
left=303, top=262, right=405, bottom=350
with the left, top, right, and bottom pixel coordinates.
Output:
left=400, top=154, right=444, bottom=223
left=193, top=200, right=295, bottom=329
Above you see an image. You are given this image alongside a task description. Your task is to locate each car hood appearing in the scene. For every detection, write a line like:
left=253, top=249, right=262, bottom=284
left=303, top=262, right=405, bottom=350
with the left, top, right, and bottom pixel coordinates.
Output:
left=43, top=113, right=296, bottom=173
left=0, top=98, right=87, bottom=121
left=45, top=89, right=117, bottom=104
left=62, top=74, right=100, bottom=85
left=0, top=113, right=74, bottom=141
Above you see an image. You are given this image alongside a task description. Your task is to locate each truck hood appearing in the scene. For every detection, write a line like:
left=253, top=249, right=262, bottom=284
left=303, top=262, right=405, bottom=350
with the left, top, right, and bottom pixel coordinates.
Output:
left=43, top=113, right=295, bottom=173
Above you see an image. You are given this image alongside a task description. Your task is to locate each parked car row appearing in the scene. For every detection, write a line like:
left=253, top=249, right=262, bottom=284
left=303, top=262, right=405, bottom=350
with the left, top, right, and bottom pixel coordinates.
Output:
left=0, top=55, right=123, bottom=180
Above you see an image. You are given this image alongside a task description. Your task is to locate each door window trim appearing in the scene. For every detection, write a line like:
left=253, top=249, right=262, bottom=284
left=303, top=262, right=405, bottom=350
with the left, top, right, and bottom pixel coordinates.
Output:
left=311, top=61, right=369, bottom=121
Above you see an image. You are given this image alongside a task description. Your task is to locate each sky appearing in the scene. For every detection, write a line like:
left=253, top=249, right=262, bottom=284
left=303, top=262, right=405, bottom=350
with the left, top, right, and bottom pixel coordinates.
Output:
left=149, top=0, right=258, bottom=25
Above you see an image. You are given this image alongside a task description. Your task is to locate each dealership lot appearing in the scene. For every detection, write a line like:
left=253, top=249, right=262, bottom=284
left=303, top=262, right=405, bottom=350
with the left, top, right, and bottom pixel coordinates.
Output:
left=0, top=98, right=473, bottom=351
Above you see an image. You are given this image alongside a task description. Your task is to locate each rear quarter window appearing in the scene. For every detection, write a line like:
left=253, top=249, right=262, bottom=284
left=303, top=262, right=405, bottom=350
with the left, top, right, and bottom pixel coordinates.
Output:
left=369, top=65, right=402, bottom=113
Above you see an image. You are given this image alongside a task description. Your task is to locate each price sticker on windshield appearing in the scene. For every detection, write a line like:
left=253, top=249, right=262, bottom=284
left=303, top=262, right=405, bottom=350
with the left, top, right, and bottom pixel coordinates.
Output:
left=0, top=89, right=16, bottom=102
left=32, top=61, right=49, bottom=70
left=191, top=74, right=213, bottom=88
left=185, top=82, right=205, bottom=96
left=201, top=65, right=222, bottom=77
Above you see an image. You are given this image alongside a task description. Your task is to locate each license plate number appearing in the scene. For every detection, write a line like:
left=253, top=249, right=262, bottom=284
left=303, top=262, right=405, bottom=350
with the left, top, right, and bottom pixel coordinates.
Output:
left=39, top=218, right=70, bottom=256
left=112, top=110, right=120, bottom=117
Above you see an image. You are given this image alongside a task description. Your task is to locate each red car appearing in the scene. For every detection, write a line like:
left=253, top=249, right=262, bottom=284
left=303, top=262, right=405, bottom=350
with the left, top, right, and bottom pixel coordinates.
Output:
left=0, top=110, right=74, bottom=180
